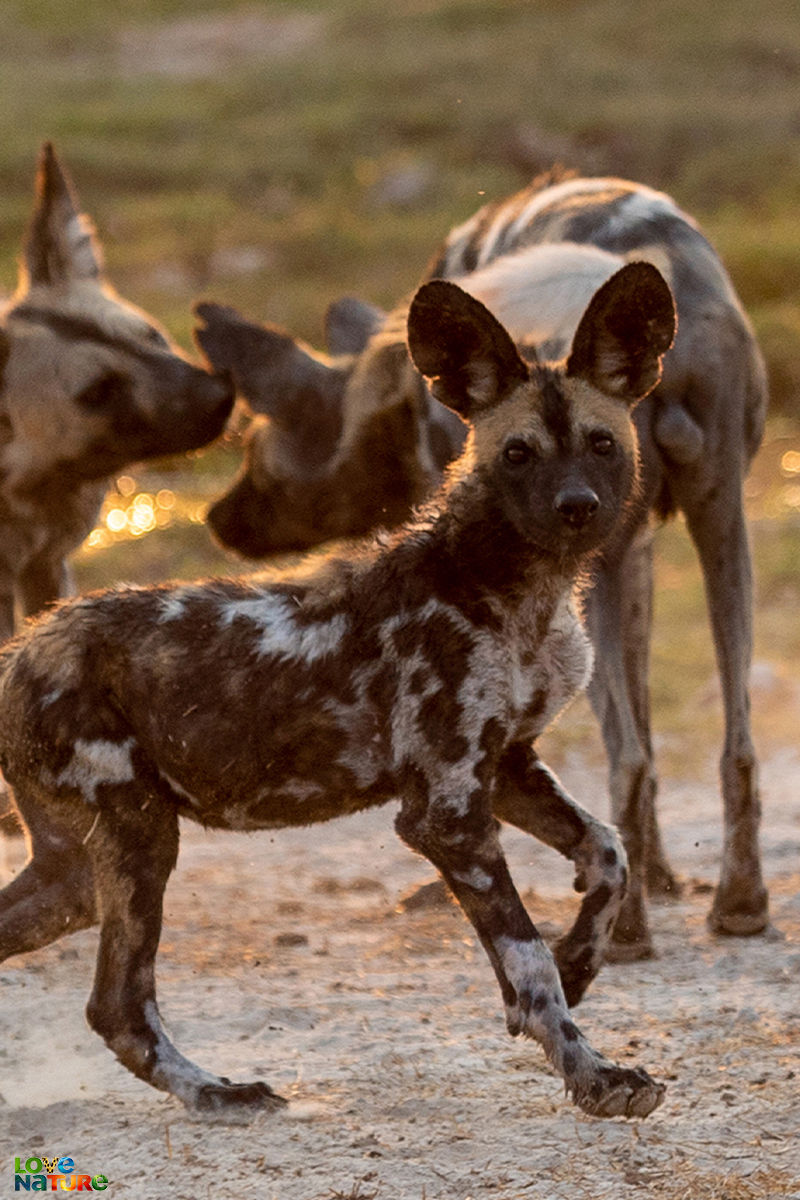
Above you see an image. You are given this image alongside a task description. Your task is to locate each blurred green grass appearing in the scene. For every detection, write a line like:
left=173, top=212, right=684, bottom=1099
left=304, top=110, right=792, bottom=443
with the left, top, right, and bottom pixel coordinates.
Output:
left=3, top=0, right=800, bottom=770
left=2, top=0, right=799, bottom=365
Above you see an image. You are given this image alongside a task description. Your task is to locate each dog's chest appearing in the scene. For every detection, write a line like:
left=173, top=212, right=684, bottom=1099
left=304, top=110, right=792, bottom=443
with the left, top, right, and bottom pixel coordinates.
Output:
left=503, top=592, right=594, bottom=741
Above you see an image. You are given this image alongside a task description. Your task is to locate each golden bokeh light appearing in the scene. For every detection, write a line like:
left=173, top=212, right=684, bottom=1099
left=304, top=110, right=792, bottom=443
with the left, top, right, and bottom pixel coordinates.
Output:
left=80, top=477, right=206, bottom=556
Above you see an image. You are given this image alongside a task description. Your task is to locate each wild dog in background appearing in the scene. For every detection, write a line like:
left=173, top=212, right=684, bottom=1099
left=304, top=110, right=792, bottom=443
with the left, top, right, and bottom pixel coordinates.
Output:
left=0, top=143, right=234, bottom=645
left=0, top=266, right=674, bottom=1119
left=196, top=175, right=769, bottom=959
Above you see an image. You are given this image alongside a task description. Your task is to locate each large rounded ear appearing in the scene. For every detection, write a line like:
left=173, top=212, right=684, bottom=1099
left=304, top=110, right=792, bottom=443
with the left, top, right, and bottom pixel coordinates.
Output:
left=24, top=142, right=103, bottom=287
left=325, top=296, right=386, bottom=355
left=194, top=301, right=348, bottom=428
left=566, top=262, right=676, bottom=404
left=406, top=280, right=529, bottom=420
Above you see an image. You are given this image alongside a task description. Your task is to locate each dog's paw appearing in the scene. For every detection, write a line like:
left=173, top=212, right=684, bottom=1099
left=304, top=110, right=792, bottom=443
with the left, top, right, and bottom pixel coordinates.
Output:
left=571, top=1063, right=665, bottom=1119
left=193, top=1079, right=287, bottom=1120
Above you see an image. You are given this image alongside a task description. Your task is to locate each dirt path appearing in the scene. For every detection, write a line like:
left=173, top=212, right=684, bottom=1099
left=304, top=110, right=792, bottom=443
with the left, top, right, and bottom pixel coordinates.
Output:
left=1, top=743, right=798, bottom=1199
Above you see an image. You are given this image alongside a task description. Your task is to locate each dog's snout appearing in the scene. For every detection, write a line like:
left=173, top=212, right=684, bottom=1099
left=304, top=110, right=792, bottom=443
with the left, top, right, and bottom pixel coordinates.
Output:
left=555, top=485, right=600, bottom=528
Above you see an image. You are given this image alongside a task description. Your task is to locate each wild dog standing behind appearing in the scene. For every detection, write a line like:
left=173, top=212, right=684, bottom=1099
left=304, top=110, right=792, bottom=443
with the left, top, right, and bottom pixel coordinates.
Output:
left=0, top=265, right=674, bottom=1119
left=0, top=144, right=234, bottom=644
left=196, top=174, right=769, bottom=957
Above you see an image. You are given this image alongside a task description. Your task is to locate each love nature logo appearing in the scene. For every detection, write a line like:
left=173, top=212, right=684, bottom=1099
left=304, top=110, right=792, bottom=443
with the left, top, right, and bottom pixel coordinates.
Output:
left=12, top=1155, right=110, bottom=1192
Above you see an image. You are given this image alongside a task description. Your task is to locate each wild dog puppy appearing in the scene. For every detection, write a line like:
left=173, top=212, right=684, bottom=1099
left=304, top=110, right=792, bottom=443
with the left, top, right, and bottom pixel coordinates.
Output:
left=196, top=175, right=769, bottom=956
left=0, top=265, right=674, bottom=1119
left=0, top=143, right=234, bottom=645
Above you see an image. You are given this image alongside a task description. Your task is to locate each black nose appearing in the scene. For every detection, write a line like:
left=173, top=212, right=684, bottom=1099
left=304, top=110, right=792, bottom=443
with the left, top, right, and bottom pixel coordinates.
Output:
left=555, top=486, right=600, bottom=528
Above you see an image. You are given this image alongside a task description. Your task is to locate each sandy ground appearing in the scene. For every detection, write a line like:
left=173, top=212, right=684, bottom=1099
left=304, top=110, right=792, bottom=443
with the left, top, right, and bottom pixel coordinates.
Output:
left=1, top=735, right=799, bottom=1200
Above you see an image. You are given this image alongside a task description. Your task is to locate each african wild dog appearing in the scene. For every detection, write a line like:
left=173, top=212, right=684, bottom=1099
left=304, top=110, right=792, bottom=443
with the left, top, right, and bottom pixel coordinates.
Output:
left=0, top=265, right=674, bottom=1118
left=0, top=143, right=234, bottom=645
left=194, top=296, right=465, bottom=558
left=196, top=174, right=769, bottom=958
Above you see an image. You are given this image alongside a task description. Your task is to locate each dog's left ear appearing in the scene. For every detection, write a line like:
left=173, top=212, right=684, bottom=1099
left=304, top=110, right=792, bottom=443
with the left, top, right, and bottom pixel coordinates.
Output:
left=566, top=262, right=676, bottom=405
left=407, top=279, right=529, bottom=420
left=23, top=142, right=103, bottom=288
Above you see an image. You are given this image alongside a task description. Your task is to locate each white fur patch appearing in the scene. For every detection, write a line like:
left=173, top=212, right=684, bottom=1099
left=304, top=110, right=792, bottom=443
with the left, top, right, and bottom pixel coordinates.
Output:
left=56, top=737, right=136, bottom=805
left=143, top=1000, right=222, bottom=1100
left=461, top=242, right=624, bottom=351
left=495, top=934, right=561, bottom=998
left=218, top=593, right=348, bottom=663
left=158, top=592, right=190, bottom=622
left=451, top=865, right=494, bottom=891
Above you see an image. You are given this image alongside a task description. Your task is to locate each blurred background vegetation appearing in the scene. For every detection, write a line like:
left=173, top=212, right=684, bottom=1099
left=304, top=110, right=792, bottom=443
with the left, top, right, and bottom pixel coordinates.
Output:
left=1, top=0, right=799, bottom=776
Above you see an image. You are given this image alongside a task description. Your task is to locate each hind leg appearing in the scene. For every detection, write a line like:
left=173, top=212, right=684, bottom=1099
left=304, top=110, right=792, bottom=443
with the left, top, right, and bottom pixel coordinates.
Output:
left=492, top=743, right=627, bottom=1007
left=585, top=532, right=678, bottom=960
left=680, top=482, right=767, bottom=935
left=0, top=784, right=97, bottom=961
left=84, top=780, right=285, bottom=1116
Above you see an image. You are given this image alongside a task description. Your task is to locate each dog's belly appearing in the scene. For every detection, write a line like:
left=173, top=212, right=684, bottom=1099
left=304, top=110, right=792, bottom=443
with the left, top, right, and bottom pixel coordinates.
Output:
left=154, top=709, right=397, bottom=832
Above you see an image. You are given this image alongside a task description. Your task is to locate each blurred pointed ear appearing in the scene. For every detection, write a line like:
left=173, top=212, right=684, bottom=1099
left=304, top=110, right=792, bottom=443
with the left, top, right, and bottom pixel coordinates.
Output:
left=566, top=262, right=676, bottom=405
left=194, top=301, right=348, bottom=428
left=23, top=142, right=103, bottom=287
left=406, top=280, right=529, bottom=420
left=324, top=296, right=386, bottom=355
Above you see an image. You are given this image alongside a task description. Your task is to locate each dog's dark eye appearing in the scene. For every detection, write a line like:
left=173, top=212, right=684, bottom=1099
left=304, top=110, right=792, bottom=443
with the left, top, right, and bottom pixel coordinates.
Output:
left=590, top=431, right=615, bottom=456
left=503, top=439, right=532, bottom=466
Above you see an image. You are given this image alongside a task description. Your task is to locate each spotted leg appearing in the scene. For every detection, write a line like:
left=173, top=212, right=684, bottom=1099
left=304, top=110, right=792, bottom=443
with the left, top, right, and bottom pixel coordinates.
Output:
left=395, top=770, right=664, bottom=1119
left=0, top=784, right=97, bottom=961
left=83, top=777, right=285, bottom=1117
left=492, top=743, right=627, bottom=1006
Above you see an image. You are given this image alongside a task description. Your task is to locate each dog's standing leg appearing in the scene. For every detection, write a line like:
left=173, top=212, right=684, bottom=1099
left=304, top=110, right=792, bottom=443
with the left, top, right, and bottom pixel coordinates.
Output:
left=680, top=484, right=768, bottom=935
left=83, top=780, right=286, bottom=1115
left=584, top=529, right=674, bottom=959
left=0, top=787, right=97, bottom=960
left=396, top=771, right=664, bottom=1118
left=491, top=743, right=628, bottom=1007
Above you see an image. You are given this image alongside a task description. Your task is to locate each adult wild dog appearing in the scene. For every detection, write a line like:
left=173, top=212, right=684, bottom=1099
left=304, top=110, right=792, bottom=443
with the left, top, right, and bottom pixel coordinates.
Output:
left=0, top=143, right=234, bottom=644
left=196, top=175, right=769, bottom=957
left=0, top=265, right=674, bottom=1118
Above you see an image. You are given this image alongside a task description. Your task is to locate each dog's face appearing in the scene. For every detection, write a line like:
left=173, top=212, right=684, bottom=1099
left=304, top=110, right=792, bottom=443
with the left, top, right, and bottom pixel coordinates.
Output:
left=407, top=266, right=676, bottom=563
left=0, top=144, right=234, bottom=489
left=194, top=301, right=466, bottom=557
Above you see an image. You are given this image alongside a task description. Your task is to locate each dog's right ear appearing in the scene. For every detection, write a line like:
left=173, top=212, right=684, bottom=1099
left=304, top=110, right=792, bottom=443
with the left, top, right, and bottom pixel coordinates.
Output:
left=23, top=142, right=103, bottom=288
left=566, top=262, right=676, bottom=405
left=407, top=280, right=529, bottom=421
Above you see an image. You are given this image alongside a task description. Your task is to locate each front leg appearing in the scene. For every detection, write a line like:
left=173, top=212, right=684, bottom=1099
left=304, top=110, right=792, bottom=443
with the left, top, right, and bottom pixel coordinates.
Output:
left=492, top=743, right=627, bottom=1006
left=395, top=767, right=664, bottom=1119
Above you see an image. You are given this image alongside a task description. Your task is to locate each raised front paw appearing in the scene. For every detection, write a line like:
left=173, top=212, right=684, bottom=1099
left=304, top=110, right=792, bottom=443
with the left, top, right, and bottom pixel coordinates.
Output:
left=571, top=1062, right=665, bottom=1119
left=193, top=1078, right=287, bottom=1119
